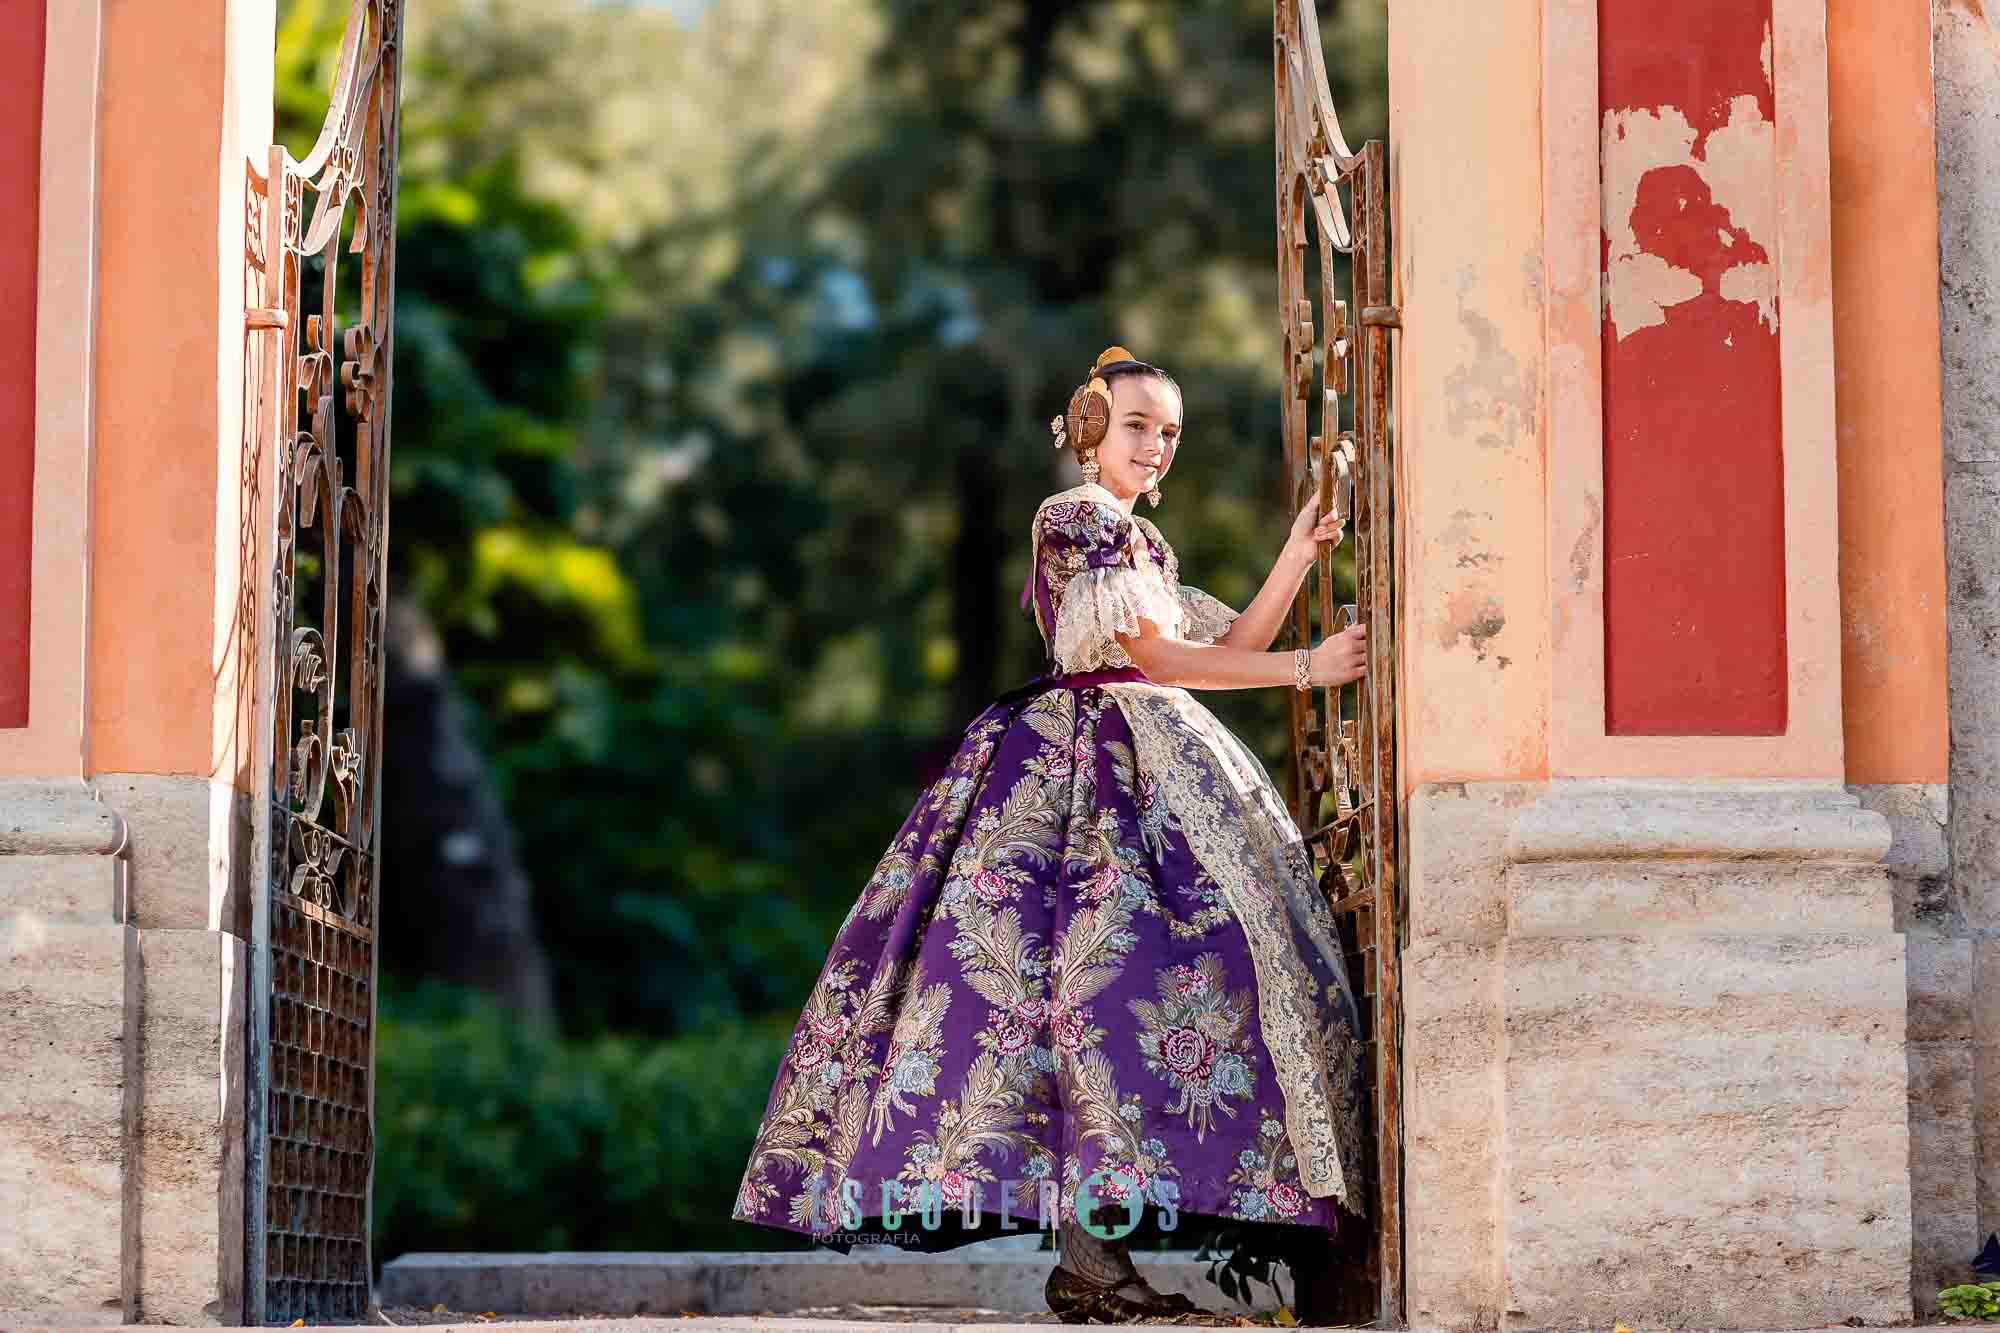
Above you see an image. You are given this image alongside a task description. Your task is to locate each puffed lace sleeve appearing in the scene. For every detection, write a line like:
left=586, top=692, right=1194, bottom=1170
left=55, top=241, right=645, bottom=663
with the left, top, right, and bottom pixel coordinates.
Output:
left=1032, top=496, right=1184, bottom=672
left=1177, top=584, right=1239, bottom=645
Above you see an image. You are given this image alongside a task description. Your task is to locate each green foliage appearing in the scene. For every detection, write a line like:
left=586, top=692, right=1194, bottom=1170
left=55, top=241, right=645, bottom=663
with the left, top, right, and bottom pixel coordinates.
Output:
left=373, top=978, right=798, bottom=1263
left=335, top=0, right=1384, bottom=1046
left=1939, top=1282, right=2000, bottom=1321
left=270, top=0, right=1390, bottom=1261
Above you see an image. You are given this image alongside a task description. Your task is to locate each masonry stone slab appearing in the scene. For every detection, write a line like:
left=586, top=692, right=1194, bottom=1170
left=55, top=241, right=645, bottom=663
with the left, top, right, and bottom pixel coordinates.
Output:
left=132, top=927, right=246, bottom=1325
left=0, top=853, right=122, bottom=923
left=0, top=921, right=135, bottom=1324
left=91, top=775, right=251, bottom=937
left=0, top=781, right=122, bottom=857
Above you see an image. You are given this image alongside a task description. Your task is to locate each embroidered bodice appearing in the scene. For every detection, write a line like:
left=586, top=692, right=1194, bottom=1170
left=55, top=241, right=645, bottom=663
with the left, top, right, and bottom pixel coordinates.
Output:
left=1026, top=482, right=1241, bottom=672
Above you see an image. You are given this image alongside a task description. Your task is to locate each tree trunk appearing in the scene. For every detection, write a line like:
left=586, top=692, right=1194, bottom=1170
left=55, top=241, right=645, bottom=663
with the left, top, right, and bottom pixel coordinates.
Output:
left=953, top=446, right=1003, bottom=725
left=379, top=589, right=559, bottom=1027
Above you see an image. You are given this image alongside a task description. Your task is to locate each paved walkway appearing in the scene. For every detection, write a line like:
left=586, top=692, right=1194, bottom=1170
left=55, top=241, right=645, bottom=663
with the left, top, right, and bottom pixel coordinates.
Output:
left=11, top=1312, right=1984, bottom=1320
left=369, top=1305, right=1078, bottom=1328
left=372, top=1248, right=1280, bottom=1324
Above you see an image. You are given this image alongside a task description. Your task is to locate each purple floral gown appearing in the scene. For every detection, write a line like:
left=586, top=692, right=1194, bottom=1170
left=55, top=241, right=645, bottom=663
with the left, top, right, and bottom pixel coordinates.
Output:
left=731, top=481, right=1369, bottom=1254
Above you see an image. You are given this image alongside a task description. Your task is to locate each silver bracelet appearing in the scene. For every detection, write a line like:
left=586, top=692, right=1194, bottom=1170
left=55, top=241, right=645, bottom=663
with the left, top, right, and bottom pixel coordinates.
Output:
left=1293, top=647, right=1312, bottom=691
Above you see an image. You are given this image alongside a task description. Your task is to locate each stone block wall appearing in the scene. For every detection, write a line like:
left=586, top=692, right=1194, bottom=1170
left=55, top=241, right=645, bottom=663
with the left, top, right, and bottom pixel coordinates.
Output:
left=1402, top=780, right=1915, bottom=1331
left=1935, top=0, right=2000, bottom=1279
left=0, top=781, right=246, bottom=1324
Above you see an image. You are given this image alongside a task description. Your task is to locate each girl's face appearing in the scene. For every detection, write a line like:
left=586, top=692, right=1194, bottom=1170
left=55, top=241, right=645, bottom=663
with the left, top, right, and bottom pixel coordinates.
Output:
left=1092, top=374, right=1182, bottom=502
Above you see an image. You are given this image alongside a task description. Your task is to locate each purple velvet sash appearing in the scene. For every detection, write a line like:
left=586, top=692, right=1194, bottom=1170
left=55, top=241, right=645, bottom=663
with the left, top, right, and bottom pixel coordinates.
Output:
left=1044, top=665, right=1150, bottom=688
left=983, top=663, right=1151, bottom=717
left=917, top=665, right=1154, bottom=790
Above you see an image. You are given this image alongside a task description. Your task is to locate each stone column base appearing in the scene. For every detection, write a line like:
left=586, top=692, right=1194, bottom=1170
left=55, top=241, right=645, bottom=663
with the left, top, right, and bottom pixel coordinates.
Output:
left=1404, top=780, right=1912, bottom=1332
left=0, top=781, right=246, bottom=1325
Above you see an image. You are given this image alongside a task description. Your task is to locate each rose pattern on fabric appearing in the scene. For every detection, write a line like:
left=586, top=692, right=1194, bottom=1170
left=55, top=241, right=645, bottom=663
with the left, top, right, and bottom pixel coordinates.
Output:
left=732, top=483, right=1368, bottom=1253
left=1130, top=952, right=1257, bottom=1139
left=1226, top=1115, right=1316, bottom=1222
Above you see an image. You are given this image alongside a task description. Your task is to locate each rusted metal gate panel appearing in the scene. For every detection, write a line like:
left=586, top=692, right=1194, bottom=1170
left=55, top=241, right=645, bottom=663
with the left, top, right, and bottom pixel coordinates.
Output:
left=243, top=0, right=405, bottom=1322
left=1275, top=0, right=1404, bottom=1324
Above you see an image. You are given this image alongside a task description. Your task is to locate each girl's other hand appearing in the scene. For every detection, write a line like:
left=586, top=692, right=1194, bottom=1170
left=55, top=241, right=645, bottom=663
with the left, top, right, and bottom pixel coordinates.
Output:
left=1286, top=493, right=1345, bottom=563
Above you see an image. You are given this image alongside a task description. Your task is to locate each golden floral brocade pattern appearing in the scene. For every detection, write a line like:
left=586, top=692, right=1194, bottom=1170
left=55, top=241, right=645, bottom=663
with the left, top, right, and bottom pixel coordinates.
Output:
left=1103, top=681, right=1368, bottom=1214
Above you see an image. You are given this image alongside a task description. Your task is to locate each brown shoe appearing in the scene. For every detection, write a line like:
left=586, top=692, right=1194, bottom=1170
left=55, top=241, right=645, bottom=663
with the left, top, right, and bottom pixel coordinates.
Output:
left=1044, top=1264, right=1228, bottom=1325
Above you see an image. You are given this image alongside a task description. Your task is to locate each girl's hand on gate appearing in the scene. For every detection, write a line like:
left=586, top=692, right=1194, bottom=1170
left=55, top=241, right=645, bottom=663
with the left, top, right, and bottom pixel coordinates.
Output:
left=1286, top=493, right=1345, bottom=565
left=1309, top=622, right=1367, bottom=686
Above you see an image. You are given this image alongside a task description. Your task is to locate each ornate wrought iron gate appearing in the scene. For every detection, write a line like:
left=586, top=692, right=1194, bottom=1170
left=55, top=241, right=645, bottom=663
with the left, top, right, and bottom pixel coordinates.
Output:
left=243, top=0, right=404, bottom=1322
left=1275, top=0, right=1404, bottom=1323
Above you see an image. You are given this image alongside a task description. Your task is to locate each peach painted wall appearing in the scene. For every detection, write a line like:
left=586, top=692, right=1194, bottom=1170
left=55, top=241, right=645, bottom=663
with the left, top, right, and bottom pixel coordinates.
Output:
left=0, top=3, right=47, bottom=729
left=1389, top=0, right=1550, bottom=792
left=89, top=0, right=271, bottom=785
left=1826, top=0, right=1949, bottom=785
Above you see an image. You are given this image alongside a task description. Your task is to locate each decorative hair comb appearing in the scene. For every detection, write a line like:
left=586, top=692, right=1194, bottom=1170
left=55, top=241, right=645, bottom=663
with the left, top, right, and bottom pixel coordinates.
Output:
left=1052, top=346, right=1136, bottom=453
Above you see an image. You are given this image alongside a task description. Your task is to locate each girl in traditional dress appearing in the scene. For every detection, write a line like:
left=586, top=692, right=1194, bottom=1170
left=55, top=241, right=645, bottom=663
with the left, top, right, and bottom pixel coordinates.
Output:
left=731, top=347, right=1371, bottom=1325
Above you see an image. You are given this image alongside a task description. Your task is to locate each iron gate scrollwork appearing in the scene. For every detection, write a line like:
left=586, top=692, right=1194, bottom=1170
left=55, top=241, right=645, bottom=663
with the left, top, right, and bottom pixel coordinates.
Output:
left=243, top=0, right=404, bottom=1322
left=1275, top=0, right=1404, bottom=1323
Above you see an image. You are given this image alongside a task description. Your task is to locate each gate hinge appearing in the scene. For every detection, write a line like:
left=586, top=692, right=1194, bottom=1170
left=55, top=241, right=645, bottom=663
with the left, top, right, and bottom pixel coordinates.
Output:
left=246, top=307, right=290, bottom=330
left=1360, top=305, right=1402, bottom=329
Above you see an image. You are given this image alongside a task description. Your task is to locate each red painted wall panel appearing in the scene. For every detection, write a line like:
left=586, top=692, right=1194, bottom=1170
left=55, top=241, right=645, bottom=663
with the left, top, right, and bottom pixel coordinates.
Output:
left=1599, top=0, right=1787, bottom=735
left=0, top=2, right=44, bottom=729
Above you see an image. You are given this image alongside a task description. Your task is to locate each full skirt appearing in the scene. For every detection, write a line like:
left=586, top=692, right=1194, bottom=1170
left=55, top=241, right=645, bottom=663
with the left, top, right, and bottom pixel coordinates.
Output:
left=730, top=675, right=1370, bottom=1253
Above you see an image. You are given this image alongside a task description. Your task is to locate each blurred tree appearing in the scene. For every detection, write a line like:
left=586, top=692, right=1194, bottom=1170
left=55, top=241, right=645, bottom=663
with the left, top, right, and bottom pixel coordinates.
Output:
left=591, top=0, right=1389, bottom=954
left=274, top=0, right=1388, bottom=1054
left=275, top=0, right=607, bottom=1024
left=380, top=596, right=558, bottom=1025
left=272, top=0, right=1391, bottom=1268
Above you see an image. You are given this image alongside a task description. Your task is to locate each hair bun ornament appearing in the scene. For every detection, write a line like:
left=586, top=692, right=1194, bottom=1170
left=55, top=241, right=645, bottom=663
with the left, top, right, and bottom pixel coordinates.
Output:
left=1057, top=345, right=1142, bottom=457
left=1065, top=375, right=1114, bottom=453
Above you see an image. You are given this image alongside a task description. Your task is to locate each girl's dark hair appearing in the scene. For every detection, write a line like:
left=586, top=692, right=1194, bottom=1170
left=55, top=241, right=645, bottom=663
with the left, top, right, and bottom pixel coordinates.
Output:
left=1055, top=352, right=1184, bottom=466
left=1094, top=358, right=1181, bottom=401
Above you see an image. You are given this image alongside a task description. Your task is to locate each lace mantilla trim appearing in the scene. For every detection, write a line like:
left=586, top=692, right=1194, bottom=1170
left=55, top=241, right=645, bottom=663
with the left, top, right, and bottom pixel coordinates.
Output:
left=1051, top=566, right=1186, bottom=672
left=1177, top=585, right=1239, bottom=645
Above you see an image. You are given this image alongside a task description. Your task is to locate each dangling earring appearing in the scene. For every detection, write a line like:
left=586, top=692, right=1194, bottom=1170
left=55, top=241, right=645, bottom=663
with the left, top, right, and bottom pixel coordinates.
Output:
left=1146, top=484, right=1162, bottom=508
left=1079, top=449, right=1100, bottom=484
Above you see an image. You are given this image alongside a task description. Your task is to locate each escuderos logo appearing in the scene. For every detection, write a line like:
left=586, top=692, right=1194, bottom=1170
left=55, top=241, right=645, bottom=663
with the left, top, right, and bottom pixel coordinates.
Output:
left=802, top=1170, right=1179, bottom=1238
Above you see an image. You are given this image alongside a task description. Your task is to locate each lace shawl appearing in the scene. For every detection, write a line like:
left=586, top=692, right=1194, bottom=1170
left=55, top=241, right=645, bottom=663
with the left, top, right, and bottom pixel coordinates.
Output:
left=1176, top=584, right=1239, bottom=645
left=1052, top=567, right=1186, bottom=671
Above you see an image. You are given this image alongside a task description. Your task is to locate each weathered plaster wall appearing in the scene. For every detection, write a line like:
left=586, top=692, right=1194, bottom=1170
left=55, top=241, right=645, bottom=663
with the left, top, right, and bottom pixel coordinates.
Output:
left=90, top=0, right=269, bottom=938
left=1, top=0, right=97, bottom=779
left=1542, top=0, right=1846, bottom=779
left=1395, top=0, right=1917, bottom=1326
left=1934, top=0, right=2000, bottom=1260
left=1390, top=0, right=1547, bottom=793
